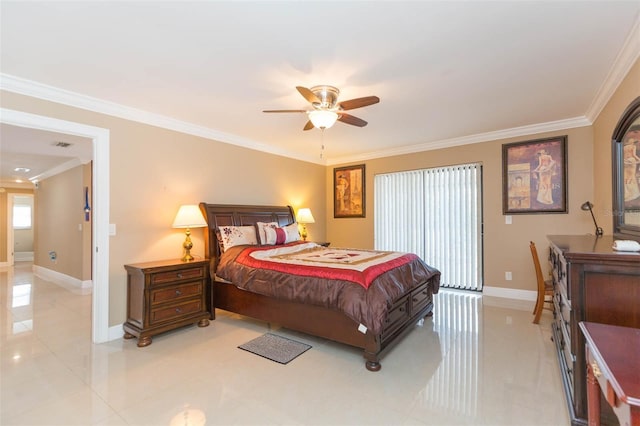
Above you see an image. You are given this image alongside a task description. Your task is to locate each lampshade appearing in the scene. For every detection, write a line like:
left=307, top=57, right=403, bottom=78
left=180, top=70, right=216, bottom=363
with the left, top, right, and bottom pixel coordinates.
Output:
left=172, top=205, right=207, bottom=229
left=308, top=110, right=338, bottom=129
left=297, top=208, right=315, bottom=224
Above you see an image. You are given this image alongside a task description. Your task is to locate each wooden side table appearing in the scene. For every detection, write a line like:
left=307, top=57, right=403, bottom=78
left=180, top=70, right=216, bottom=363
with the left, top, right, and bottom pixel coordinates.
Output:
left=579, top=322, right=640, bottom=426
left=124, top=259, right=210, bottom=347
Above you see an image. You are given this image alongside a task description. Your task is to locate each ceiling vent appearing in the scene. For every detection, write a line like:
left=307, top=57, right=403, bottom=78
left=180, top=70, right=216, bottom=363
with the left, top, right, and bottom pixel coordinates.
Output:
left=53, top=141, right=73, bottom=148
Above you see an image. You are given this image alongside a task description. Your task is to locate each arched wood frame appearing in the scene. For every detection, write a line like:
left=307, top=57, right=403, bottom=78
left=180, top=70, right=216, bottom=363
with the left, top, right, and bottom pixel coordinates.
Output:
left=612, top=96, right=640, bottom=241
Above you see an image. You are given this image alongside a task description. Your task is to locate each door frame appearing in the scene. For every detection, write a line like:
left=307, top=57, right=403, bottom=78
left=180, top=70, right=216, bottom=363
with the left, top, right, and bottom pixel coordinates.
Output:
left=1, top=108, right=110, bottom=343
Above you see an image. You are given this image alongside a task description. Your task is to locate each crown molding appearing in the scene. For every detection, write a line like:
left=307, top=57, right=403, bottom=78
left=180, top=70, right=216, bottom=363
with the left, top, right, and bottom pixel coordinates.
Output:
left=585, top=14, right=640, bottom=122
left=326, top=116, right=591, bottom=165
left=28, top=158, right=84, bottom=183
left=0, top=74, right=323, bottom=165
left=2, top=21, right=635, bottom=170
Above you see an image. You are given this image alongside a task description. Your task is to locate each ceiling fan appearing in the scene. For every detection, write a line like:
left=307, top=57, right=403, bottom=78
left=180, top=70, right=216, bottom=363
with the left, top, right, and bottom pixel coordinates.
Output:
left=263, top=85, right=380, bottom=130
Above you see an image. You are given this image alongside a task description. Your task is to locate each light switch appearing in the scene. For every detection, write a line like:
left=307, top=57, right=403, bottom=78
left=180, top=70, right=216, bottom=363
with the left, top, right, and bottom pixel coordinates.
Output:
left=109, top=224, right=116, bottom=236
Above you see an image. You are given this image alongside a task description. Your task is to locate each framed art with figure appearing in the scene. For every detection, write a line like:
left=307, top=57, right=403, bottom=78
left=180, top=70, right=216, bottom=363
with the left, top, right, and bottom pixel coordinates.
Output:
left=502, top=136, right=567, bottom=214
left=334, top=164, right=365, bottom=218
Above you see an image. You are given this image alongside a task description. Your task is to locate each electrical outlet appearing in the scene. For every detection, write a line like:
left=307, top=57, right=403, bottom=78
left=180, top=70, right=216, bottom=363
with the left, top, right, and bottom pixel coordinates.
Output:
left=505, top=271, right=512, bottom=280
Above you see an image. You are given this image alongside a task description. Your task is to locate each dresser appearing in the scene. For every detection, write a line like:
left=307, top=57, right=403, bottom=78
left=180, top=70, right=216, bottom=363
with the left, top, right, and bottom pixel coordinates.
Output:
left=123, top=259, right=210, bottom=347
left=548, top=235, right=640, bottom=425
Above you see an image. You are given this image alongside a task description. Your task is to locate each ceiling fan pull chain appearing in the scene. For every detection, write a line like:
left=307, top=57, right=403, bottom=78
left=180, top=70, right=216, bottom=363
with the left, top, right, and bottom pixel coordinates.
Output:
left=320, top=128, right=325, bottom=159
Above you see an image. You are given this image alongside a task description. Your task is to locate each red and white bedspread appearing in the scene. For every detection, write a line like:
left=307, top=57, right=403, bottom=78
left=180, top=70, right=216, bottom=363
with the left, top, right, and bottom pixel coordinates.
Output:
left=215, top=242, right=441, bottom=334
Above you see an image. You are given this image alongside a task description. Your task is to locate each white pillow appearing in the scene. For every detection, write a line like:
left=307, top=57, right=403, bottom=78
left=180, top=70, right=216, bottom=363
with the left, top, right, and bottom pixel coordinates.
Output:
left=256, top=221, right=278, bottom=245
left=218, top=225, right=258, bottom=251
left=282, top=223, right=300, bottom=243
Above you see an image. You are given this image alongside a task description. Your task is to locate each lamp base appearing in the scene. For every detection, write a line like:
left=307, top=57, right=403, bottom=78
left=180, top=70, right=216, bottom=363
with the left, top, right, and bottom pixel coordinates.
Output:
left=181, top=252, right=195, bottom=262
left=181, top=229, right=195, bottom=262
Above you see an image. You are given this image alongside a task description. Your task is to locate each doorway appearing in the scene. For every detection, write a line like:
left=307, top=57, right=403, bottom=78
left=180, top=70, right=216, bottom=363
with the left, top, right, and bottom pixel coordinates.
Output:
left=1, top=108, right=110, bottom=343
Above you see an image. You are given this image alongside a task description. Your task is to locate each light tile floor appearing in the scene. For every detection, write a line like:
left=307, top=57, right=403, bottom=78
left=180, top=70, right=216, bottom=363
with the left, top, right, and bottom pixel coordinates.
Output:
left=1, top=262, right=569, bottom=425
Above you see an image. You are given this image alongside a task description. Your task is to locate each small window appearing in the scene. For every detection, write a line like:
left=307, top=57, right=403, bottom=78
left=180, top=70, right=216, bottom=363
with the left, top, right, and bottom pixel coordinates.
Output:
left=13, top=204, right=32, bottom=229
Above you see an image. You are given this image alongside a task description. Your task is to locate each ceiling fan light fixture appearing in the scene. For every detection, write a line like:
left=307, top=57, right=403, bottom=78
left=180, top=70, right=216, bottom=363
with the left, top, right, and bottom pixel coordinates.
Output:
left=308, top=110, right=338, bottom=129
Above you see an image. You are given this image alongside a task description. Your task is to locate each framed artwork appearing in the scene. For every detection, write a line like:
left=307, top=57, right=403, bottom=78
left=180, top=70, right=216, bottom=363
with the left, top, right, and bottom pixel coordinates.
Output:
left=502, top=136, right=568, bottom=214
left=334, top=164, right=365, bottom=218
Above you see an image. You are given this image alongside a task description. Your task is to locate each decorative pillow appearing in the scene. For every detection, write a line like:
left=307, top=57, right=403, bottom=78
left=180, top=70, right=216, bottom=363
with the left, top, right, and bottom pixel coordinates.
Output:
left=282, top=223, right=300, bottom=243
left=261, top=222, right=300, bottom=245
left=218, top=225, right=258, bottom=252
left=264, top=226, right=288, bottom=245
left=256, top=221, right=278, bottom=245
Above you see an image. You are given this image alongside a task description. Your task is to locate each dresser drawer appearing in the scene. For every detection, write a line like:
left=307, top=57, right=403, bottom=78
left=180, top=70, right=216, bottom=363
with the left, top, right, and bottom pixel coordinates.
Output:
left=151, top=267, right=204, bottom=285
left=150, top=299, right=203, bottom=324
left=560, top=319, right=574, bottom=394
left=151, top=282, right=203, bottom=306
left=410, top=283, right=431, bottom=314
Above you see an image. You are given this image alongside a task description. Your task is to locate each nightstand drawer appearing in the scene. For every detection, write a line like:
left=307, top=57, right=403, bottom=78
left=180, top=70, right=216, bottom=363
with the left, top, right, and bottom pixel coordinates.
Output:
left=151, top=267, right=204, bottom=285
left=151, top=282, right=203, bottom=305
left=151, top=299, right=203, bottom=324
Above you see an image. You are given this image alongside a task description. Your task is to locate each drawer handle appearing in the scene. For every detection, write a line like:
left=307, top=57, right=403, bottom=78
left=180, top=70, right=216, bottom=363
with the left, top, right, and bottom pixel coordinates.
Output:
left=175, top=307, right=183, bottom=314
left=591, top=362, right=602, bottom=378
left=177, top=273, right=183, bottom=279
left=399, top=307, right=405, bottom=312
left=412, top=297, right=417, bottom=302
left=175, top=290, right=182, bottom=296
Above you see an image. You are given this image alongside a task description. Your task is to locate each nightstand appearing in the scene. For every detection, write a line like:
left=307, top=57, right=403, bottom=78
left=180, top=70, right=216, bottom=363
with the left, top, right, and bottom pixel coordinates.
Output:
left=123, top=258, right=210, bottom=347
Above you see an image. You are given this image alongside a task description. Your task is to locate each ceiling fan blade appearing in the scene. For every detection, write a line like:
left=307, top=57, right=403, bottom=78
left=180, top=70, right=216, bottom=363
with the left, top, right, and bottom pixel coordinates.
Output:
left=303, top=120, right=315, bottom=131
left=296, top=86, right=321, bottom=104
left=263, top=109, right=307, bottom=113
left=338, top=96, right=380, bottom=111
left=338, top=113, right=368, bottom=127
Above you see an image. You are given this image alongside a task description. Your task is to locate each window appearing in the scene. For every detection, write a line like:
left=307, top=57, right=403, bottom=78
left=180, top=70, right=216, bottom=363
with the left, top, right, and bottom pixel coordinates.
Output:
left=13, top=204, right=32, bottom=229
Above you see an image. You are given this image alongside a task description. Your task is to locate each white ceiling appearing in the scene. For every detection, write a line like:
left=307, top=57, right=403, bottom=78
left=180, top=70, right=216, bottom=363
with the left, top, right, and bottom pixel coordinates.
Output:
left=1, top=1, right=639, bottom=176
left=0, top=124, right=92, bottom=185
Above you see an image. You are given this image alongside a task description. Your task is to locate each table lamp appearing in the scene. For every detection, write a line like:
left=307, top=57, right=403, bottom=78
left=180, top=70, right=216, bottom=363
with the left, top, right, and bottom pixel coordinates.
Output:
left=296, top=208, right=315, bottom=241
left=172, top=205, right=208, bottom=261
left=581, top=201, right=603, bottom=237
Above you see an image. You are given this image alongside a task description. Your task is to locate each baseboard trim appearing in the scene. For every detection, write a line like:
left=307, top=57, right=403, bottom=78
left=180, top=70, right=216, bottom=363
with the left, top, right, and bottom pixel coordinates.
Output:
left=33, top=265, right=93, bottom=295
left=15, top=252, right=34, bottom=262
left=109, top=324, right=124, bottom=341
left=482, top=286, right=536, bottom=301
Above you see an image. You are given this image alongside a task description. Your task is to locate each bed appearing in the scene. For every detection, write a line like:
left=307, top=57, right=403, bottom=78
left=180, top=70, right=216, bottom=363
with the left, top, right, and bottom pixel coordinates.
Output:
left=199, top=203, right=441, bottom=371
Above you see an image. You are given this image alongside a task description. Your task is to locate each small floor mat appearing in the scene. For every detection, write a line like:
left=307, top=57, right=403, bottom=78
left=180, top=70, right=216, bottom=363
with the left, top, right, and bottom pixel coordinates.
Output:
left=238, top=333, right=312, bottom=365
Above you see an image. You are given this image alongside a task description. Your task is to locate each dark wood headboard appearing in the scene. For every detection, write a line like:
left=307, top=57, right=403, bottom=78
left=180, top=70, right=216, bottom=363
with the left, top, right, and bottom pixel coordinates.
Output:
left=199, top=203, right=295, bottom=268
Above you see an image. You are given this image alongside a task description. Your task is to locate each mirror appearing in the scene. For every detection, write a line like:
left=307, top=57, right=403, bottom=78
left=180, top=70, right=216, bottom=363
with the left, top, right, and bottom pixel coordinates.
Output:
left=612, top=96, right=640, bottom=241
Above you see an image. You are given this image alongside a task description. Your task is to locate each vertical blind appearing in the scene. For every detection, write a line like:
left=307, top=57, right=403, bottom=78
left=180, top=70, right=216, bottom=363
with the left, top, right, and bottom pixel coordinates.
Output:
left=374, top=163, right=483, bottom=291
